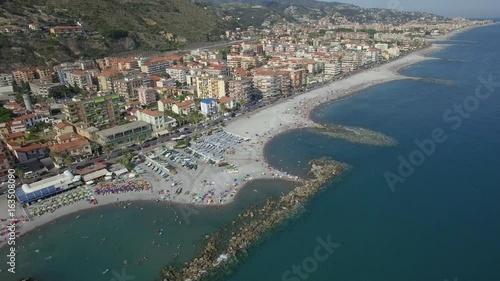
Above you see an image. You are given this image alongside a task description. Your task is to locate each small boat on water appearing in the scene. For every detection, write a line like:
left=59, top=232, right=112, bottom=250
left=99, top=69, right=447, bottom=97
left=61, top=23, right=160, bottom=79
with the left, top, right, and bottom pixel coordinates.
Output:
left=102, top=269, right=109, bottom=274
left=76, top=215, right=80, bottom=219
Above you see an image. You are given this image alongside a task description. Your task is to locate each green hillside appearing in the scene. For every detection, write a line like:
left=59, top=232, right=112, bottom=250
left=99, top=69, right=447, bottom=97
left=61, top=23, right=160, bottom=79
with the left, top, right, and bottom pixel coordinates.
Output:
left=0, top=0, right=227, bottom=72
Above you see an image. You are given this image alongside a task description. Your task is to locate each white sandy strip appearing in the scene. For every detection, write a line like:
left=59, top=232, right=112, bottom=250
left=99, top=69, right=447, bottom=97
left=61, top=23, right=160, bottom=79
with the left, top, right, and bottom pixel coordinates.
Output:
left=0, top=43, right=452, bottom=244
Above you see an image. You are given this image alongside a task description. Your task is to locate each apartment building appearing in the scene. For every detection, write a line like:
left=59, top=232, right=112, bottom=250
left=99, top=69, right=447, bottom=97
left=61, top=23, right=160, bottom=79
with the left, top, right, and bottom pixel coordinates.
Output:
left=134, top=109, right=177, bottom=131
left=166, top=66, right=189, bottom=84
left=12, top=67, right=52, bottom=84
left=228, top=78, right=253, bottom=103
left=324, top=62, right=342, bottom=77
left=195, top=75, right=229, bottom=99
left=54, top=60, right=96, bottom=85
left=140, top=58, right=172, bottom=76
left=63, top=95, right=124, bottom=128
left=29, top=79, right=60, bottom=97
left=97, top=69, right=123, bottom=92
left=113, top=75, right=151, bottom=102
left=68, top=71, right=92, bottom=88
left=252, top=70, right=281, bottom=99
left=204, top=65, right=231, bottom=77
left=137, top=87, right=157, bottom=105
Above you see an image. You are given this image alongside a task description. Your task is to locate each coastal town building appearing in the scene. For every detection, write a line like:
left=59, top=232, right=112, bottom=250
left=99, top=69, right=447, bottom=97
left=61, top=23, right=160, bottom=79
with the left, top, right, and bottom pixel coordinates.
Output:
left=140, top=57, right=172, bottom=76
left=68, top=71, right=92, bottom=88
left=13, top=113, right=44, bottom=128
left=228, top=78, right=253, bottom=103
left=12, top=67, right=52, bottom=84
left=54, top=122, right=74, bottom=136
left=15, top=170, right=83, bottom=205
left=200, top=98, right=219, bottom=116
left=94, top=121, right=152, bottom=146
left=172, top=100, right=196, bottom=116
left=158, top=98, right=174, bottom=112
left=62, top=95, right=124, bottom=128
left=195, top=75, right=229, bottom=99
left=219, top=96, right=236, bottom=110
left=166, top=66, right=189, bottom=84
left=113, top=75, right=151, bottom=102
left=50, top=136, right=92, bottom=160
left=137, top=87, right=157, bottom=105
left=13, top=143, right=49, bottom=163
left=134, top=109, right=177, bottom=131
left=252, top=70, right=281, bottom=99
left=29, top=79, right=60, bottom=97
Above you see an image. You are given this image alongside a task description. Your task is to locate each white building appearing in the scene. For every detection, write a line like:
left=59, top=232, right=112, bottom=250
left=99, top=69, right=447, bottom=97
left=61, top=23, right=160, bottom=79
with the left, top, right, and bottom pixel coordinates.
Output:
left=166, top=66, right=188, bottom=84
left=15, top=170, right=83, bottom=205
left=134, top=109, right=177, bottom=131
left=200, top=98, right=219, bottom=116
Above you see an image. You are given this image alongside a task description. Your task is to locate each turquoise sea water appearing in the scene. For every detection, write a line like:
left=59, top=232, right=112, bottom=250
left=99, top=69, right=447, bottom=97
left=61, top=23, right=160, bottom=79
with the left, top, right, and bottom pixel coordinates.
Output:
left=2, top=23, right=500, bottom=281
left=231, top=24, right=500, bottom=281
left=0, top=180, right=295, bottom=281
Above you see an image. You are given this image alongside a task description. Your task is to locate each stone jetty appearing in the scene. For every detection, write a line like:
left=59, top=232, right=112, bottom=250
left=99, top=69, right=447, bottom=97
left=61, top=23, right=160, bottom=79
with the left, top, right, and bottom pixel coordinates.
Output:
left=313, top=124, right=398, bottom=146
left=162, top=159, right=349, bottom=281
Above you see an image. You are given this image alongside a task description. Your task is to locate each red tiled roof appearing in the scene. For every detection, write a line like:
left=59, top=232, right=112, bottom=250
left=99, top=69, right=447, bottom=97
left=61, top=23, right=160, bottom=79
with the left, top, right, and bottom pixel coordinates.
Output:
left=139, top=109, right=163, bottom=117
left=219, top=96, right=233, bottom=104
left=54, top=122, right=71, bottom=129
left=159, top=98, right=173, bottom=104
left=7, top=132, right=25, bottom=139
left=57, top=133, right=78, bottom=142
left=16, top=143, right=47, bottom=153
left=13, top=113, right=37, bottom=122
left=7, top=142, right=21, bottom=147
left=51, top=137, right=89, bottom=153
left=175, top=100, right=194, bottom=109
left=149, top=75, right=162, bottom=81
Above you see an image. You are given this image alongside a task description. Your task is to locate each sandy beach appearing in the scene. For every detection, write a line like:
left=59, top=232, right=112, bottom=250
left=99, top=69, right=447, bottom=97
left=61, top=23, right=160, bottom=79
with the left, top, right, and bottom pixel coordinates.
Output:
left=0, top=25, right=486, bottom=245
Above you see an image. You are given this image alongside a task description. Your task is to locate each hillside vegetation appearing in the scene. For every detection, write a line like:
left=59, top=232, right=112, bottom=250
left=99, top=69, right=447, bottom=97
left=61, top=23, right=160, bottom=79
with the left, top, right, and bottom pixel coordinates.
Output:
left=0, top=0, right=227, bottom=72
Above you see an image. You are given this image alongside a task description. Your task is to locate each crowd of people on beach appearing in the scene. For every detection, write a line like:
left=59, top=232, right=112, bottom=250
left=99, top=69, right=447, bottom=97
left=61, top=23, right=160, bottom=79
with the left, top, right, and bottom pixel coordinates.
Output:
left=27, top=187, right=94, bottom=217
left=94, top=179, right=151, bottom=195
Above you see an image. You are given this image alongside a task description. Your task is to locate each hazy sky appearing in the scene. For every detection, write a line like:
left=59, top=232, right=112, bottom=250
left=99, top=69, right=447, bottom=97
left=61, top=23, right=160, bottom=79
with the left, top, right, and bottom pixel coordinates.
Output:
left=329, top=0, right=500, bottom=18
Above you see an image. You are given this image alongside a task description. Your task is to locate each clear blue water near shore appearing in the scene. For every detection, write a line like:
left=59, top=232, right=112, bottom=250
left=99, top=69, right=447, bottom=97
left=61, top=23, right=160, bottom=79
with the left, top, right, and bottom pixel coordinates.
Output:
left=232, top=23, right=500, bottom=281
left=2, top=23, right=500, bottom=281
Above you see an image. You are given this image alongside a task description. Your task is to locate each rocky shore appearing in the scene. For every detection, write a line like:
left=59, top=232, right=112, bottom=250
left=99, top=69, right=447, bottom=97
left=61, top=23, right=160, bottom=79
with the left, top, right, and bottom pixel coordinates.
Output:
left=162, top=159, right=349, bottom=281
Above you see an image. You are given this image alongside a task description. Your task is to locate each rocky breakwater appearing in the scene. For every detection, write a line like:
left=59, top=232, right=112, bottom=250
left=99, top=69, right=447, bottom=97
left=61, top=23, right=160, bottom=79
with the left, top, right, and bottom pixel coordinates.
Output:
left=312, top=124, right=398, bottom=147
left=162, top=159, right=350, bottom=281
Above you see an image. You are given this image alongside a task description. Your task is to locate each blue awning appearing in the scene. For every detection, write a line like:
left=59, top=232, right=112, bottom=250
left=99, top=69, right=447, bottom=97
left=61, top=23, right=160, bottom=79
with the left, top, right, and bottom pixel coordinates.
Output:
left=15, top=185, right=62, bottom=204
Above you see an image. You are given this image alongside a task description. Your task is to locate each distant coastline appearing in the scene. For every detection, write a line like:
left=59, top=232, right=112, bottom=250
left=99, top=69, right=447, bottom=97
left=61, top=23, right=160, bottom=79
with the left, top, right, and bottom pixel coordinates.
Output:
left=3, top=23, right=490, bottom=249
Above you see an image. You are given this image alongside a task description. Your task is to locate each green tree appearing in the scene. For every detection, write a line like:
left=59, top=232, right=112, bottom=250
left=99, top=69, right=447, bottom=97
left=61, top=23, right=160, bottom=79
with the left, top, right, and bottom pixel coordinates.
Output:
left=15, top=167, right=25, bottom=183
left=103, top=144, right=114, bottom=159
left=0, top=107, right=13, bottom=122
left=166, top=124, right=173, bottom=138
left=62, top=154, right=75, bottom=166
